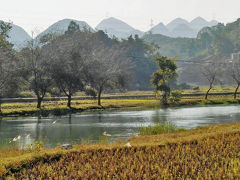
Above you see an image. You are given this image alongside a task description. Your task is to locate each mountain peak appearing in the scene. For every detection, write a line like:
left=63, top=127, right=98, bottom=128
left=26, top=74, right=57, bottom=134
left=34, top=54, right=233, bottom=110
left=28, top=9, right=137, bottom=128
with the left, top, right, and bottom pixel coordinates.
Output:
left=96, top=17, right=135, bottom=31
left=36, top=19, right=93, bottom=40
left=150, top=22, right=171, bottom=36
left=167, top=18, right=189, bottom=31
left=96, top=17, right=143, bottom=39
left=191, top=17, right=207, bottom=24
left=171, top=18, right=189, bottom=24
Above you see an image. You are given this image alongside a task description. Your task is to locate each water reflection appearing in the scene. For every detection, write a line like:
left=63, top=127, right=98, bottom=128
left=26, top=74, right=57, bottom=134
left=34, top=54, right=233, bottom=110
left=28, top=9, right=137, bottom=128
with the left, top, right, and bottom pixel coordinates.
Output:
left=1, top=105, right=240, bottom=148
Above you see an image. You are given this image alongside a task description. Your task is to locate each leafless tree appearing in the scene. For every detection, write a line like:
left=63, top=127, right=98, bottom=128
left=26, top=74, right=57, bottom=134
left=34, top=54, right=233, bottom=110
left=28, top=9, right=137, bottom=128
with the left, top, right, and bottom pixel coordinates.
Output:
left=226, top=59, right=240, bottom=99
left=46, top=31, right=92, bottom=108
left=86, top=44, right=132, bottom=106
left=201, top=62, right=219, bottom=100
left=20, top=32, right=53, bottom=108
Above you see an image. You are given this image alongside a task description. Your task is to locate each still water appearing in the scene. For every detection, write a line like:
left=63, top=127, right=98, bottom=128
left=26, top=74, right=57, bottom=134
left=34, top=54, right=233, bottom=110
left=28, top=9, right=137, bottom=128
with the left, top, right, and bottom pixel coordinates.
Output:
left=0, top=105, right=240, bottom=148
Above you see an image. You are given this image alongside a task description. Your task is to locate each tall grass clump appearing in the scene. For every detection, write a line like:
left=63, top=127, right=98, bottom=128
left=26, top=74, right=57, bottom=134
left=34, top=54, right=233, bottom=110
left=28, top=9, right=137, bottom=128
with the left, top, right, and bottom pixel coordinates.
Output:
left=139, top=122, right=185, bottom=135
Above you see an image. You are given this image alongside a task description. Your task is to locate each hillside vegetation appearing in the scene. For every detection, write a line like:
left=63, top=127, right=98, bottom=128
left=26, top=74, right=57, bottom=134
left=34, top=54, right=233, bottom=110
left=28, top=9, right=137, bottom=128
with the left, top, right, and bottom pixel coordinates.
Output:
left=145, top=18, right=240, bottom=59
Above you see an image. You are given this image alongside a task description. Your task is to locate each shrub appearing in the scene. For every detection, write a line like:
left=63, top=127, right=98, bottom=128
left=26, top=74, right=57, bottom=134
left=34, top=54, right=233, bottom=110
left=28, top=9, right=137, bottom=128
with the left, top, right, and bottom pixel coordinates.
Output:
left=169, top=90, right=182, bottom=104
left=178, top=83, right=192, bottom=90
left=39, top=109, right=50, bottom=117
left=139, top=122, right=185, bottom=135
left=31, top=140, right=44, bottom=152
left=18, top=91, right=35, bottom=98
left=85, top=87, right=97, bottom=99
left=52, top=108, right=69, bottom=116
left=193, top=86, right=200, bottom=90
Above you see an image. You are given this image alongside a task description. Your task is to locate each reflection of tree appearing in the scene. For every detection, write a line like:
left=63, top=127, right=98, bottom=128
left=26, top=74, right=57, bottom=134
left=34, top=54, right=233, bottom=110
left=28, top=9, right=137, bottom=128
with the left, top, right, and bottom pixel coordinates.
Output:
left=68, top=114, right=72, bottom=137
left=0, top=117, right=2, bottom=129
left=151, top=110, right=168, bottom=124
left=35, top=116, right=41, bottom=141
left=97, top=113, right=102, bottom=123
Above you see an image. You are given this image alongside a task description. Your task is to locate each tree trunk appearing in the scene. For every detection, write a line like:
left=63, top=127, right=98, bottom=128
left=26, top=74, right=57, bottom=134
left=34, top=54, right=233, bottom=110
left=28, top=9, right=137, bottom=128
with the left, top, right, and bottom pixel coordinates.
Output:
left=98, top=88, right=102, bottom=106
left=205, top=85, right=212, bottom=100
left=162, top=92, right=168, bottom=106
left=67, top=95, right=72, bottom=109
left=234, top=84, right=240, bottom=99
left=0, top=97, right=2, bottom=114
left=37, top=97, right=43, bottom=109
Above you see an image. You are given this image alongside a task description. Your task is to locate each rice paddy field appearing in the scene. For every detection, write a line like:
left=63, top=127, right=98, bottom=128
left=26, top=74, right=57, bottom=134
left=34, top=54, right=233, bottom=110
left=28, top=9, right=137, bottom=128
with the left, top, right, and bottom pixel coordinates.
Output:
left=1, top=122, right=240, bottom=179
left=1, top=88, right=240, bottom=179
left=0, top=88, right=239, bottom=117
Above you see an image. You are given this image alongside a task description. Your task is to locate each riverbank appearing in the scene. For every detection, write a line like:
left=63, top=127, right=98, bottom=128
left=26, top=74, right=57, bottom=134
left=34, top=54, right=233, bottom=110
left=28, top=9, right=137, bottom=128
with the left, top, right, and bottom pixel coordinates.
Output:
left=1, top=122, right=240, bottom=178
left=0, top=95, right=239, bottom=117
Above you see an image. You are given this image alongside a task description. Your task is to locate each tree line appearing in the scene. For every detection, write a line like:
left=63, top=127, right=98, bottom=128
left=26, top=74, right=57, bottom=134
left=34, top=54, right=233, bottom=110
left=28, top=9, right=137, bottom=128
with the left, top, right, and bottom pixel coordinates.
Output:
left=1, top=21, right=151, bottom=110
left=2, top=21, right=239, bottom=110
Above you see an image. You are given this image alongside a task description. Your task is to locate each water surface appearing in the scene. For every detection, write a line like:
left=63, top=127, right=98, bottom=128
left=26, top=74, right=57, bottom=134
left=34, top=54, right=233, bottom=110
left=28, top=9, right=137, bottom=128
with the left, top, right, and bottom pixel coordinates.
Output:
left=0, top=105, right=239, bottom=148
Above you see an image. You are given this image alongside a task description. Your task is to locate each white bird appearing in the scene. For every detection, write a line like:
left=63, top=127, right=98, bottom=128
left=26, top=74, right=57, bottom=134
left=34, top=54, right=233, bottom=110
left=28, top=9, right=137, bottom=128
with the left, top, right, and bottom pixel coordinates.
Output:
left=52, top=121, right=57, bottom=124
left=9, top=140, right=12, bottom=143
left=26, top=134, right=30, bottom=138
left=124, top=142, right=132, bottom=147
left=12, top=135, right=21, bottom=142
left=103, top=131, right=111, bottom=137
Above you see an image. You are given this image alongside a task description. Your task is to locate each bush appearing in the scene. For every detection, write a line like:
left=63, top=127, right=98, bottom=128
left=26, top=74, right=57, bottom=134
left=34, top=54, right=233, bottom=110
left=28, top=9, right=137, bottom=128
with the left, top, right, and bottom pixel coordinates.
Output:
left=52, top=108, right=69, bottom=116
left=40, top=109, right=50, bottom=117
left=193, top=86, right=200, bottom=90
left=169, top=90, right=182, bottom=104
left=85, top=87, right=97, bottom=99
left=178, top=83, right=192, bottom=90
left=18, top=91, right=35, bottom=98
left=32, top=140, right=44, bottom=152
left=49, top=88, right=62, bottom=97
left=139, top=123, right=185, bottom=135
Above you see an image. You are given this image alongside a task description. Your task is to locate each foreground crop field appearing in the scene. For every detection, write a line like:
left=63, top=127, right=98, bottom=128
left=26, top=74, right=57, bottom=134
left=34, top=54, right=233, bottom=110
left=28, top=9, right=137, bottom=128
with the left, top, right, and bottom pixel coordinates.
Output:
left=2, top=123, right=240, bottom=179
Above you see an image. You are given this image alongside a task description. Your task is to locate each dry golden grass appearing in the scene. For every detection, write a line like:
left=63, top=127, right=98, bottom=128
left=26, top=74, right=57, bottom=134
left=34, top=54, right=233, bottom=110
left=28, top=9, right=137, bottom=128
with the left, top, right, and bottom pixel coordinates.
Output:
left=1, top=93, right=239, bottom=117
left=1, top=122, right=240, bottom=179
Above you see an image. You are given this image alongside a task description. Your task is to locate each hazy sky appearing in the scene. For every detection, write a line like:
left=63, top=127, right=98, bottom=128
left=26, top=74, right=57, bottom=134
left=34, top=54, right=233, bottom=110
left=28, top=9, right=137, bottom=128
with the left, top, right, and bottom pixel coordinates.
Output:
left=1, top=0, right=240, bottom=35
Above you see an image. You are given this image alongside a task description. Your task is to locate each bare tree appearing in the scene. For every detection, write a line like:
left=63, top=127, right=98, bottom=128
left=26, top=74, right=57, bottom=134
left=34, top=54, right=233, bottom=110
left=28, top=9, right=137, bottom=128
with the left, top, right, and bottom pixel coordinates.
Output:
left=46, top=31, right=92, bottom=108
left=86, top=44, right=132, bottom=106
left=201, top=62, right=219, bottom=100
left=227, top=59, right=240, bottom=99
left=20, top=32, right=53, bottom=108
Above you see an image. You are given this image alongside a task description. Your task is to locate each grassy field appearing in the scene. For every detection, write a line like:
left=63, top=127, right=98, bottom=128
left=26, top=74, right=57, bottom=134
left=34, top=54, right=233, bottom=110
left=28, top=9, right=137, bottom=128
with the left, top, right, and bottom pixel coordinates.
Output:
left=0, top=90, right=239, bottom=117
left=183, top=85, right=237, bottom=94
left=0, top=89, right=240, bottom=178
left=1, top=122, right=240, bottom=179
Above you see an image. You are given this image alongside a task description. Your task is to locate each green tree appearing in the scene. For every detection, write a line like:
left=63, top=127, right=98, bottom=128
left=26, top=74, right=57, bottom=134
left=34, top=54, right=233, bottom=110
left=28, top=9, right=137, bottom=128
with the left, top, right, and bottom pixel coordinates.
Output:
left=151, top=56, right=178, bottom=105
left=0, top=21, right=12, bottom=49
left=0, top=21, right=19, bottom=112
left=20, top=31, right=53, bottom=109
left=121, top=35, right=157, bottom=90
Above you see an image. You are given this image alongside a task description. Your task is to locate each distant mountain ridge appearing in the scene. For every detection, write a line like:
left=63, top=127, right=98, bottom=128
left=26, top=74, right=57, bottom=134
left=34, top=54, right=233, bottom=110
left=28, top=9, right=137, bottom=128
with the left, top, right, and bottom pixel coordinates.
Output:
left=36, top=19, right=93, bottom=41
left=96, top=17, right=144, bottom=39
left=150, top=17, right=218, bottom=38
left=3, top=17, right=219, bottom=49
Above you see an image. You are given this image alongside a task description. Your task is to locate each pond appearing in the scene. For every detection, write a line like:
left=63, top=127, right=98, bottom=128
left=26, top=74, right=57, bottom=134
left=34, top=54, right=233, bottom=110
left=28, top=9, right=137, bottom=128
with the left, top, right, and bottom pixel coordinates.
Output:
left=0, top=105, right=239, bottom=148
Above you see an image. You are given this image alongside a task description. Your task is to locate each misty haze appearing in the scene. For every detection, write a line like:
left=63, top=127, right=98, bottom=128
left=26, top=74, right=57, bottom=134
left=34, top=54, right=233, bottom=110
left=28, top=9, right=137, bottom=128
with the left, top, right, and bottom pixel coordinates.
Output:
left=1, top=0, right=240, bottom=179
